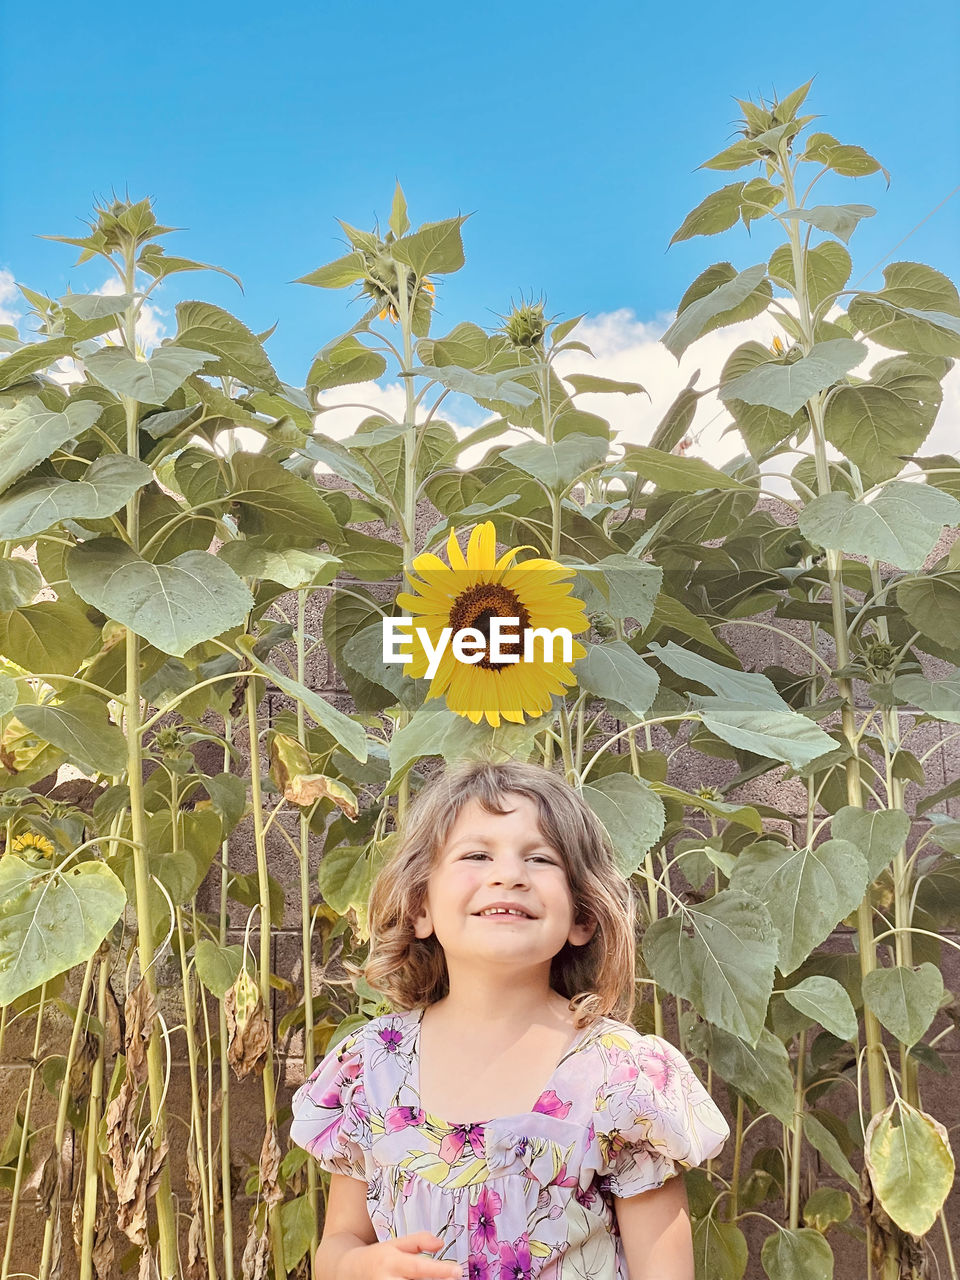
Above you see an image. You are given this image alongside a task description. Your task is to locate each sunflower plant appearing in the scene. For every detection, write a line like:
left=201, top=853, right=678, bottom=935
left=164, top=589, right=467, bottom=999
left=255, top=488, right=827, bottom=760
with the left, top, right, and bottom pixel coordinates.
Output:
left=1, top=83, right=959, bottom=1280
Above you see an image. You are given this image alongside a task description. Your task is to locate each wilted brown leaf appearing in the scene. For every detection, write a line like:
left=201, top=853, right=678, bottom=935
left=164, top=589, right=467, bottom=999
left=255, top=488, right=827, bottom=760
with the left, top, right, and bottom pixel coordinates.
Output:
left=124, top=980, right=157, bottom=1088
left=225, top=969, right=270, bottom=1080
left=240, top=1220, right=269, bottom=1280
left=259, top=1117, right=283, bottom=1209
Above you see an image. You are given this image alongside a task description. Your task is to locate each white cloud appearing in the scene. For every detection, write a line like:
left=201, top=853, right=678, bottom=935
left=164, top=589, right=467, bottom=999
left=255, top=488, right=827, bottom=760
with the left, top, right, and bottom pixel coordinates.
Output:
left=0, top=270, right=21, bottom=329
left=304, top=305, right=957, bottom=497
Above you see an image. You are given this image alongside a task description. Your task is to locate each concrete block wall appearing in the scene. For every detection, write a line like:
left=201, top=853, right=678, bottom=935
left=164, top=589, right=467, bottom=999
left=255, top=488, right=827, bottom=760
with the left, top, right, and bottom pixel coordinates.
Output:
left=3, top=479, right=957, bottom=1277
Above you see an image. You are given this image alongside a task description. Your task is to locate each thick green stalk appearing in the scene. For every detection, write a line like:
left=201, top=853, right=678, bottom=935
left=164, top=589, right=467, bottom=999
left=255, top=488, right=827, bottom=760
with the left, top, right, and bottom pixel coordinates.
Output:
left=778, top=143, right=889, bottom=1117
left=244, top=682, right=287, bottom=1280
left=778, top=142, right=896, bottom=1279
left=78, top=951, right=110, bottom=1280
left=117, top=246, right=178, bottom=1278
left=1, top=983, right=48, bottom=1280
left=296, top=588, right=321, bottom=1263
left=788, top=1031, right=806, bottom=1229
left=218, top=721, right=236, bottom=1280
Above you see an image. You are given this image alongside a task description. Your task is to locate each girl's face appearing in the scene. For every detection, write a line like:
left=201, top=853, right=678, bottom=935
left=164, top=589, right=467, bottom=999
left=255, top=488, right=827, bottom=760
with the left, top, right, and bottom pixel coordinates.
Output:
left=412, top=793, right=596, bottom=970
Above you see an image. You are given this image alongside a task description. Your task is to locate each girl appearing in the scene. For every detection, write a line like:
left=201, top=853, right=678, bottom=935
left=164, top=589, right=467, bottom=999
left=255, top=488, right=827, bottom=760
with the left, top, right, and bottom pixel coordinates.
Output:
left=291, top=760, right=729, bottom=1279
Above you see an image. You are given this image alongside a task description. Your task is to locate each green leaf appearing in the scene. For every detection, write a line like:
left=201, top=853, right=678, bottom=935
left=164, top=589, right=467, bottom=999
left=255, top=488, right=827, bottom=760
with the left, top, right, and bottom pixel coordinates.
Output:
left=768, top=241, right=852, bottom=311
left=849, top=262, right=960, bottom=356
left=194, top=939, right=243, bottom=998
left=0, top=857, right=127, bottom=1004
left=295, top=251, right=366, bottom=289
left=664, top=264, right=769, bottom=359
left=566, top=555, right=662, bottom=627
left=823, top=385, right=931, bottom=484
left=575, top=641, right=659, bottom=723
left=136, top=246, right=243, bottom=289
left=802, top=131, right=889, bottom=181
left=803, top=1187, right=852, bottom=1233
left=0, top=672, right=17, bottom=715
left=202, top=772, right=247, bottom=834
left=799, top=483, right=959, bottom=572
left=0, top=601, right=98, bottom=676
left=650, top=782, right=763, bottom=833
left=0, top=455, right=152, bottom=540
left=719, top=340, right=867, bottom=415
left=643, top=890, right=778, bottom=1043
left=0, top=337, right=78, bottom=391
left=898, top=573, right=960, bottom=648
left=307, top=335, right=387, bottom=391
left=862, top=964, right=944, bottom=1046
left=779, top=204, right=875, bottom=244
left=218, top=541, right=341, bottom=590
left=697, top=700, right=838, bottom=770
left=67, top=540, right=254, bottom=657
left=649, top=592, right=733, bottom=655
left=831, top=806, right=910, bottom=879
left=415, top=364, right=537, bottom=408
left=740, top=178, right=785, bottom=227
left=84, top=344, right=211, bottom=405
left=783, top=976, right=858, bottom=1041
left=236, top=634, right=367, bottom=763
left=729, top=838, right=868, bottom=974
left=670, top=183, right=745, bottom=245
left=501, top=434, right=609, bottom=494
left=865, top=1101, right=955, bottom=1236
left=581, top=773, right=665, bottom=876
left=803, top=1113, right=859, bottom=1189
left=699, top=138, right=764, bottom=171
left=893, top=671, right=960, bottom=725
left=391, top=216, right=467, bottom=276
left=619, top=445, right=748, bottom=492
left=760, top=1228, right=833, bottom=1280
left=686, top=1021, right=794, bottom=1123
left=0, top=398, right=104, bottom=495
left=0, top=557, right=41, bottom=610
left=564, top=374, right=648, bottom=397
left=280, top=1194, right=316, bottom=1272
left=17, top=696, right=127, bottom=775
left=174, top=300, right=282, bottom=392
left=648, top=640, right=790, bottom=711
left=230, top=451, right=340, bottom=546
left=389, top=183, right=410, bottom=238
left=692, top=1218, right=747, bottom=1280
left=298, top=434, right=380, bottom=499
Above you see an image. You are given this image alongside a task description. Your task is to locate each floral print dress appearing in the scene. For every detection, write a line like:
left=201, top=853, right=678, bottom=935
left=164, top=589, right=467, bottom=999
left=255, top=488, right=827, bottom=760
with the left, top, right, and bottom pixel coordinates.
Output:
left=290, top=1007, right=728, bottom=1279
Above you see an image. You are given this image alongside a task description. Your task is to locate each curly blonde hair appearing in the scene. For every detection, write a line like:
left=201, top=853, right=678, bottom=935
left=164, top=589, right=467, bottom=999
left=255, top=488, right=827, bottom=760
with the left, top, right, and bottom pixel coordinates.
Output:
left=358, top=760, right=638, bottom=1029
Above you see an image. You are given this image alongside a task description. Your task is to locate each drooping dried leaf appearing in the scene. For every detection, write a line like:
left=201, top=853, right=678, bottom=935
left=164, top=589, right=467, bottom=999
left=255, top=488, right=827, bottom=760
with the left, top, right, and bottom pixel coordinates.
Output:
left=225, top=969, right=270, bottom=1080
left=241, top=1220, right=270, bottom=1280
left=260, top=1117, right=283, bottom=1209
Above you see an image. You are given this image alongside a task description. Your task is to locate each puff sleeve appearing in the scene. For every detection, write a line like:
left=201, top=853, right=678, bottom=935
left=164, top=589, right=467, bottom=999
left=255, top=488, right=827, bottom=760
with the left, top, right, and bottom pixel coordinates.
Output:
left=289, top=1028, right=371, bottom=1181
left=591, top=1032, right=729, bottom=1199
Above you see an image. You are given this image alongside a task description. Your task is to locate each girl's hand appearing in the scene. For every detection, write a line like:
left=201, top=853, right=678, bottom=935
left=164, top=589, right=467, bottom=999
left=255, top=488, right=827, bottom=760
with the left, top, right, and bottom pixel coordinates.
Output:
left=340, top=1231, right=461, bottom=1280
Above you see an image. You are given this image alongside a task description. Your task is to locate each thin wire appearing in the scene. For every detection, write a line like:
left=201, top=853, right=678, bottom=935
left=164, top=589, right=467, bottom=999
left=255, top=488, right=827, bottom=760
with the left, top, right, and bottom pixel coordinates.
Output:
left=850, top=184, right=960, bottom=291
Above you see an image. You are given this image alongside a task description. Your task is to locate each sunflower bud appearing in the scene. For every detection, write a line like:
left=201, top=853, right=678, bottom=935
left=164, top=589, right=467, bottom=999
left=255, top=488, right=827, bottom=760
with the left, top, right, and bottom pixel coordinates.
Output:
left=500, top=298, right=547, bottom=350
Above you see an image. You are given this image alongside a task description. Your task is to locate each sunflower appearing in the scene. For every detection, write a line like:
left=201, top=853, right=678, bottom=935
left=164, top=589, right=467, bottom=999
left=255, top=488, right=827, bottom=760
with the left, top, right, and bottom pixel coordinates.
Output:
left=395, top=521, right=589, bottom=728
left=379, top=276, right=435, bottom=323
left=10, top=830, right=55, bottom=858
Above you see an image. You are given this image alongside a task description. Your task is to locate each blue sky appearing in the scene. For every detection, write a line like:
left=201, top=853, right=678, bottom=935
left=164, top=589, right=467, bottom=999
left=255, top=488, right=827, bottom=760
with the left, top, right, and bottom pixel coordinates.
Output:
left=2, top=0, right=958, bottom=389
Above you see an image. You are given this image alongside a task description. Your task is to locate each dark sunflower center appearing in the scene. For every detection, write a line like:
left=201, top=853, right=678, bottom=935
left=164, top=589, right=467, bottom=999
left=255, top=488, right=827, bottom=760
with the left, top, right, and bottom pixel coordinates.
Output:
left=448, top=583, right=532, bottom=672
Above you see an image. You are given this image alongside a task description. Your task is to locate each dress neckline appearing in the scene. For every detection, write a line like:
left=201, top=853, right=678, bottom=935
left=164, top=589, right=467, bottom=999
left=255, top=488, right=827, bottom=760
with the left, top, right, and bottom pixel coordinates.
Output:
left=410, top=1005, right=598, bottom=1130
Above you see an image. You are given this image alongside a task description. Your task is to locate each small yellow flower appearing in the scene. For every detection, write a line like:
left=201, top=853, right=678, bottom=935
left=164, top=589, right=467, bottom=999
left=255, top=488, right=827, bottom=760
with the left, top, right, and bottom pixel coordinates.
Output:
left=770, top=335, right=786, bottom=356
left=379, top=277, right=435, bottom=323
left=10, top=830, right=55, bottom=858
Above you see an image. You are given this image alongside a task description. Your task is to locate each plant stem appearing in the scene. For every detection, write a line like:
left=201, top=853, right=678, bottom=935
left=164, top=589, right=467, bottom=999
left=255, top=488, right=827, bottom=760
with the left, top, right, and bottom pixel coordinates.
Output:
left=1, top=983, right=48, bottom=1280
left=118, top=242, right=179, bottom=1280
left=297, top=588, right=321, bottom=1263
left=245, top=681, right=286, bottom=1280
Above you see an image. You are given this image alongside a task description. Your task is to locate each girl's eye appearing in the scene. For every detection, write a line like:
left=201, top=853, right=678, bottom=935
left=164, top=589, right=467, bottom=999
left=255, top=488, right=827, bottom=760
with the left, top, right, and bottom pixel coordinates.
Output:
left=464, top=852, right=556, bottom=864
